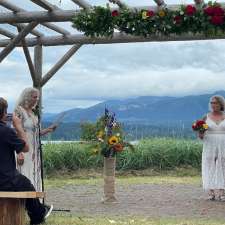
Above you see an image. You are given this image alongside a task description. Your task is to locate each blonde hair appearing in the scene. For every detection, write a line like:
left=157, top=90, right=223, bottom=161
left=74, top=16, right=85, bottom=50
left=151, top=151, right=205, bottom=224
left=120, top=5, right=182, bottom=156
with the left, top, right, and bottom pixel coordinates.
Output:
left=15, top=87, right=39, bottom=109
left=209, top=95, right=225, bottom=112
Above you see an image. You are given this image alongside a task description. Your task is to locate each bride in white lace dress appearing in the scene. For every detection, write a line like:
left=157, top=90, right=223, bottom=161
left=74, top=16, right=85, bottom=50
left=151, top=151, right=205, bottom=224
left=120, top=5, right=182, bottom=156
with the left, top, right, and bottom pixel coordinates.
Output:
left=200, top=95, right=225, bottom=201
left=13, top=87, right=56, bottom=191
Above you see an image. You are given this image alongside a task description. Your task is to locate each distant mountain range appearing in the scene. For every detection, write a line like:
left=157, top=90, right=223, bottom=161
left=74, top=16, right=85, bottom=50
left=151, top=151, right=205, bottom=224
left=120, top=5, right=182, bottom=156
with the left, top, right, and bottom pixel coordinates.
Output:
left=43, top=90, right=225, bottom=124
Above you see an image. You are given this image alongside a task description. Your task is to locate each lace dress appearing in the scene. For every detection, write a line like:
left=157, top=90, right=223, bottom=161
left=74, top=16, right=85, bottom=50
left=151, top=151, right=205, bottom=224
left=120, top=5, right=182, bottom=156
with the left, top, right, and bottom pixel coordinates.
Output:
left=202, top=114, right=225, bottom=190
left=15, top=106, right=42, bottom=191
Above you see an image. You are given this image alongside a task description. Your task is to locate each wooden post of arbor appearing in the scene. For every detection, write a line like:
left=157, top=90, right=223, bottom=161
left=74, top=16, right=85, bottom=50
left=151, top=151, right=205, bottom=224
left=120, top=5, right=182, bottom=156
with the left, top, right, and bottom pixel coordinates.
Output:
left=0, top=192, right=45, bottom=225
left=103, top=157, right=117, bottom=203
left=34, top=44, right=43, bottom=117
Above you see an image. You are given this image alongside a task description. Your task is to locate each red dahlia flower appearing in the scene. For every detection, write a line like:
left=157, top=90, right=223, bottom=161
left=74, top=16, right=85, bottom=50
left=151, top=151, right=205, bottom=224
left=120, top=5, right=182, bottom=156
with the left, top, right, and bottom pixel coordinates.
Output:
left=210, top=15, right=224, bottom=25
left=112, top=10, right=119, bottom=17
left=192, top=120, right=208, bottom=133
left=204, top=6, right=215, bottom=16
left=213, top=6, right=224, bottom=16
left=204, top=5, right=224, bottom=16
left=147, top=10, right=155, bottom=17
left=174, top=15, right=182, bottom=24
left=185, top=5, right=196, bottom=16
left=196, top=120, right=205, bottom=126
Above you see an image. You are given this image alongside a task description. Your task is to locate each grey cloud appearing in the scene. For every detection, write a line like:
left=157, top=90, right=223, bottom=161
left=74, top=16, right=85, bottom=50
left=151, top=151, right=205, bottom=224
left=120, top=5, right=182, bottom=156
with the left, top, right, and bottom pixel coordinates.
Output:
left=71, top=41, right=225, bottom=73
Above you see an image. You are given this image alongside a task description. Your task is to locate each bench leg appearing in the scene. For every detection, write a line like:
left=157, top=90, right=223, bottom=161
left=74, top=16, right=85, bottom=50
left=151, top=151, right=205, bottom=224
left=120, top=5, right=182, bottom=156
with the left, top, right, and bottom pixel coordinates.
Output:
left=0, top=198, right=25, bottom=225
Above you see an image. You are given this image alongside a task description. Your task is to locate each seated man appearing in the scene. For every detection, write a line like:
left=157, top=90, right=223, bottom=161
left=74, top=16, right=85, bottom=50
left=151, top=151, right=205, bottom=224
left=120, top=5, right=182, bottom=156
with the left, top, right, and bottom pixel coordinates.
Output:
left=0, top=97, right=53, bottom=225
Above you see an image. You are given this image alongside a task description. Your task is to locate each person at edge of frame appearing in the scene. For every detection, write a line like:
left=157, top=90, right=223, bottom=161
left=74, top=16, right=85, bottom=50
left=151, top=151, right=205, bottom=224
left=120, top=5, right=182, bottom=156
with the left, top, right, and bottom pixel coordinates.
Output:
left=0, top=97, right=53, bottom=225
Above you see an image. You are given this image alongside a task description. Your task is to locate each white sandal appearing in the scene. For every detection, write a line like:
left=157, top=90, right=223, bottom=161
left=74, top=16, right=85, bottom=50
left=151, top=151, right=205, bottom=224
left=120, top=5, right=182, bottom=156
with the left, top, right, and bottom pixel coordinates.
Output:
left=219, top=195, right=225, bottom=201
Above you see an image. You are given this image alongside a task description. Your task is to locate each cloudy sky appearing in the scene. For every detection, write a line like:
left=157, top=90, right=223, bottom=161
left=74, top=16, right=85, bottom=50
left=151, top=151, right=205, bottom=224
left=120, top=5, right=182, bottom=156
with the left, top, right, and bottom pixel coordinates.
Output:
left=1, top=0, right=225, bottom=113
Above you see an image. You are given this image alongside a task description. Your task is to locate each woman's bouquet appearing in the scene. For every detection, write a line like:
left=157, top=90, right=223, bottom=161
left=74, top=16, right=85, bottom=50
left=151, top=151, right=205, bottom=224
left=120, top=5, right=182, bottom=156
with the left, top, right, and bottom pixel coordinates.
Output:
left=192, top=120, right=208, bottom=133
left=93, top=108, right=134, bottom=157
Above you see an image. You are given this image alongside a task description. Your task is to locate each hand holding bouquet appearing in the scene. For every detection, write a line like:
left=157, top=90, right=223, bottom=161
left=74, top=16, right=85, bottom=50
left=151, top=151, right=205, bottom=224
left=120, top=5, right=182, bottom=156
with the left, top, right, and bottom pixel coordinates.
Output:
left=192, top=120, right=208, bottom=134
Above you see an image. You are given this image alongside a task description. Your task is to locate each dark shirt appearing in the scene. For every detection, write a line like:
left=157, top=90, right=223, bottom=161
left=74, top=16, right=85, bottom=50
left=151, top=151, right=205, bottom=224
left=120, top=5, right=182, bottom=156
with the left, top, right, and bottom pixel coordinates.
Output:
left=0, top=121, right=25, bottom=185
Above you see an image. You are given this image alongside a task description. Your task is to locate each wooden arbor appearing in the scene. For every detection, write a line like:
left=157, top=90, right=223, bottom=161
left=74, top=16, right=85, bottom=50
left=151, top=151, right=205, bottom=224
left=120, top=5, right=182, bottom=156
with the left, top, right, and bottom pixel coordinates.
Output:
left=0, top=0, right=224, bottom=205
left=0, top=0, right=222, bottom=112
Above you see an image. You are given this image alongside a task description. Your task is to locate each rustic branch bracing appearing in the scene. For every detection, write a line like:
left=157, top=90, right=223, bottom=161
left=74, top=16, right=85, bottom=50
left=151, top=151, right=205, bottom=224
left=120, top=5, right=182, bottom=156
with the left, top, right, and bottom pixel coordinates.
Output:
left=71, top=0, right=92, bottom=9
left=0, top=21, right=38, bottom=62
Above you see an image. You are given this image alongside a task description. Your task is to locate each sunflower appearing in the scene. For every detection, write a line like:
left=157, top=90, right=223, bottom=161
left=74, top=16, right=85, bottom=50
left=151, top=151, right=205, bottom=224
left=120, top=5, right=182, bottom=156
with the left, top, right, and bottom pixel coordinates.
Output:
left=108, top=136, right=119, bottom=145
left=158, top=10, right=166, bottom=17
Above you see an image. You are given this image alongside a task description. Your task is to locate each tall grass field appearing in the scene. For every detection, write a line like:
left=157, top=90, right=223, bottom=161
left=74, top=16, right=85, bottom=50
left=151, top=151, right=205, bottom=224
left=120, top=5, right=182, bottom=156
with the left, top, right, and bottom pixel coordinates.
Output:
left=43, top=138, right=202, bottom=175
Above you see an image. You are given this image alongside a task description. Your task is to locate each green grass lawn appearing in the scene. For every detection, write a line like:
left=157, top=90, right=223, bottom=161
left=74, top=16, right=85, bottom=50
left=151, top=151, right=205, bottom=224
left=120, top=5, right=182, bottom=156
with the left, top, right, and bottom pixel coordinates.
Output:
left=45, top=167, right=201, bottom=188
left=41, top=215, right=225, bottom=225
left=45, top=175, right=201, bottom=188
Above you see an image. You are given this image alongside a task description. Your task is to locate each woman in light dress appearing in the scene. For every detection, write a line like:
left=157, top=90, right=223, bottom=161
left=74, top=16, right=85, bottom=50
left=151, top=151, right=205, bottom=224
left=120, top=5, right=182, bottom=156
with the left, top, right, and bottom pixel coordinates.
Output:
left=200, top=95, right=225, bottom=201
left=13, top=87, right=56, bottom=191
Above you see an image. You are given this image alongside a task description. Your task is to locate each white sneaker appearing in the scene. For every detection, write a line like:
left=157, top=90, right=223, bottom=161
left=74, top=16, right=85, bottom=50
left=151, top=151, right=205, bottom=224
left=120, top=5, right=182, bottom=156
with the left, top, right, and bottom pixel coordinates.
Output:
left=44, top=204, right=53, bottom=219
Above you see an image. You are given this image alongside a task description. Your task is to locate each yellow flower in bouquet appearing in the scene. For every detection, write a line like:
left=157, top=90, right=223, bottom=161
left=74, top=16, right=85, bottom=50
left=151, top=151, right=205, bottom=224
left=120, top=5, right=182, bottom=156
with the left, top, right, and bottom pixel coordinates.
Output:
left=192, top=120, right=208, bottom=133
left=203, top=124, right=208, bottom=129
left=93, top=108, right=134, bottom=158
left=108, top=136, right=119, bottom=145
left=158, top=10, right=166, bottom=17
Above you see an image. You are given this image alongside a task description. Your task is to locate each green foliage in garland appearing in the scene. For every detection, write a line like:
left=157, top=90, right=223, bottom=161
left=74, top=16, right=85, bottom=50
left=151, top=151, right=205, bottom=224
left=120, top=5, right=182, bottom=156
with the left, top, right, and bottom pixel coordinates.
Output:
left=72, top=1, right=225, bottom=38
left=72, top=6, right=115, bottom=37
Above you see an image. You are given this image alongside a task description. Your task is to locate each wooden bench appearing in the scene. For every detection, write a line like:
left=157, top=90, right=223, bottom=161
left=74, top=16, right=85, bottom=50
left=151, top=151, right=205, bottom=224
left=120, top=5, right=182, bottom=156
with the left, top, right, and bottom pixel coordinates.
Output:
left=0, top=192, right=45, bottom=225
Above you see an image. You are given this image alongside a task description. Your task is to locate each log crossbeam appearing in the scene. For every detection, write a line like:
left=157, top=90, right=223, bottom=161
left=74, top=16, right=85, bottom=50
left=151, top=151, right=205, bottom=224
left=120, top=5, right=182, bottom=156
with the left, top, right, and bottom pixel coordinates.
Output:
left=12, top=23, right=43, bottom=37
left=0, top=32, right=224, bottom=48
left=0, top=27, right=15, bottom=38
left=0, top=0, right=70, bottom=36
left=71, top=0, right=92, bottom=10
left=0, top=1, right=44, bottom=37
left=30, top=0, right=58, bottom=11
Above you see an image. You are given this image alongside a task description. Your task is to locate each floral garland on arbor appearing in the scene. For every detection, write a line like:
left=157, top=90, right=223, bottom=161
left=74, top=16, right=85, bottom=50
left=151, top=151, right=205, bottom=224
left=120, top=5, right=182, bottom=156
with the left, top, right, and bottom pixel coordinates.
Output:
left=72, top=1, right=225, bottom=38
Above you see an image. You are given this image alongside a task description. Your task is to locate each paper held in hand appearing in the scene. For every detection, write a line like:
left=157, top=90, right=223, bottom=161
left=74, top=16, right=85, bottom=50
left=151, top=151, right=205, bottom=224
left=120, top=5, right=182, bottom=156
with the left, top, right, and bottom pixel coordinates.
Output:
left=50, top=112, right=67, bottom=128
